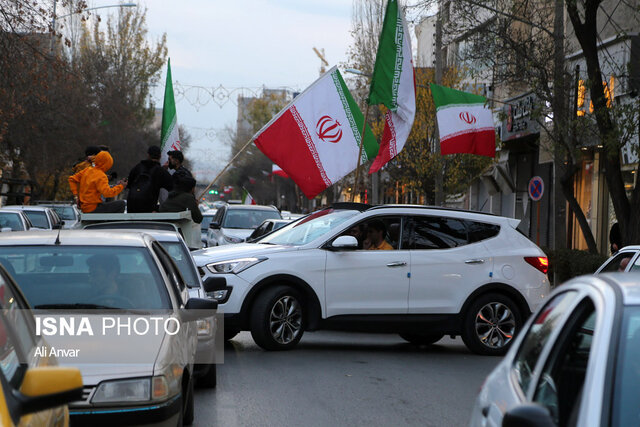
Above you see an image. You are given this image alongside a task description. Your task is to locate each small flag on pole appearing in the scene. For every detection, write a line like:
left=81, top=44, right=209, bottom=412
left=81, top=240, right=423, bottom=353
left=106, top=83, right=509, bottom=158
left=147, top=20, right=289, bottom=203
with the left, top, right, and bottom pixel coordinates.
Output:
left=367, top=0, right=416, bottom=174
left=272, top=164, right=289, bottom=178
left=160, top=58, right=181, bottom=163
left=254, top=66, right=378, bottom=199
left=430, top=84, right=495, bottom=157
left=242, top=188, right=256, bottom=205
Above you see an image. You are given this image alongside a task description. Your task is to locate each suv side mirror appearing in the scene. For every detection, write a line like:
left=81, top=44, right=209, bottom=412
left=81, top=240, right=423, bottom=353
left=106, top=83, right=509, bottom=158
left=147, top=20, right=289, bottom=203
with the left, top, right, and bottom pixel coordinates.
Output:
left=502, top=404, right=555, bottom=427
left=329, top=235, right=359, bottom=250
left=180, top=298, right=219, bottom=322
left=209, top=222, right=220, bottom=230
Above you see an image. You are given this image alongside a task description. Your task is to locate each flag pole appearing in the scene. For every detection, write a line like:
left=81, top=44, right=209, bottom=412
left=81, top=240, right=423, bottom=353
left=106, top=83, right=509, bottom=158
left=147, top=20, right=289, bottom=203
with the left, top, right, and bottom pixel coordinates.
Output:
left=198, top=138, right=254, bottom=199
left=350, top=104, right=370, bottom=203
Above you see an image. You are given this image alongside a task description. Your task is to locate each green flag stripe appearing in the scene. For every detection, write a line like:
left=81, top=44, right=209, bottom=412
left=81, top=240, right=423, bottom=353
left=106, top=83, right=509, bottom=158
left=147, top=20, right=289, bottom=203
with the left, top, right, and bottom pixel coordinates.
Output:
left=161, top=58, right=177, bottom=149
left=429, top=83, right=486, bottom=111
left=334, top=70, right=379, bottom=160
left=367, top=0, right=401, bottom=110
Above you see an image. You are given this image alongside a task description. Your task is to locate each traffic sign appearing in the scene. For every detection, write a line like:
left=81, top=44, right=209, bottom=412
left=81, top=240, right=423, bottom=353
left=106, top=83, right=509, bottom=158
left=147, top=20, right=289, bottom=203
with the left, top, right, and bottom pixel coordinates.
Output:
left=528, top=176, right=544, bottom=201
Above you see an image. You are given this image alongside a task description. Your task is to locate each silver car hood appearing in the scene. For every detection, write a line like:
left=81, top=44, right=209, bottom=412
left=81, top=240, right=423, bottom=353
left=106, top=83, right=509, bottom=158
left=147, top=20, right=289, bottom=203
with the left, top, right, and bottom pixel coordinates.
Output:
left=193, top=243, right=295, bottom=265
left=220, top=228, right=254, bottom=240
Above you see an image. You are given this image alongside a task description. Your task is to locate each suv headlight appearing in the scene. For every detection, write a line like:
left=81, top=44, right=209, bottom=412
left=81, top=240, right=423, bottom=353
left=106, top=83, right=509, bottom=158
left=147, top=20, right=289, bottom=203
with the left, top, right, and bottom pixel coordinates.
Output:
left=206, top=257, right=266, bottom=274
left=223, top=235, right=244, bottom=243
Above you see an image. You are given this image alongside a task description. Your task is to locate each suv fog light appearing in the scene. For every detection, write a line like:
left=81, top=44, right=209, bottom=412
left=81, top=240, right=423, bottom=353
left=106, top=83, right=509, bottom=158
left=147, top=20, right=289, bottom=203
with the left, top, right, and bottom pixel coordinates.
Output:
left=210, top=290, right=228, bottom=300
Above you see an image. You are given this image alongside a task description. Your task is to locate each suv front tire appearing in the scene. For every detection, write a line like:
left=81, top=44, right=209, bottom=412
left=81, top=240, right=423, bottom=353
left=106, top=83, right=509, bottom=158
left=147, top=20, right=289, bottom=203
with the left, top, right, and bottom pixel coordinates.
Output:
left=250, top=285, right=305, bottom=350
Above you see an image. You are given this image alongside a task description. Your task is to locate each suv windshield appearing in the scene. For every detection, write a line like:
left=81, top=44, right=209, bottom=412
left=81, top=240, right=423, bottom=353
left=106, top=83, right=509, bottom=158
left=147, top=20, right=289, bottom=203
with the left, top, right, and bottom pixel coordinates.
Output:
left=222, top=209, right=281, bottom=229
left=201, top=214, right=216, bottom=232
left=260, top=209, right=358, bottom=246
left=0, top=246, right=170, bottom=310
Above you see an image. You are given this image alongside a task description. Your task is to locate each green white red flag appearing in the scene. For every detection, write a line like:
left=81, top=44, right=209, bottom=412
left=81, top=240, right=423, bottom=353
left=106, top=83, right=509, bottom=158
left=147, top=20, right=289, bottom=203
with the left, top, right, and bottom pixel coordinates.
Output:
left=254, top=66, right=378, bottom=199
left=241, top=188, right=256, bottom=205
left=367, top=0, right=416, bottom=174
left=160, top=58, right=181, bottom=163
left=430, top=84, right=495, bottom=157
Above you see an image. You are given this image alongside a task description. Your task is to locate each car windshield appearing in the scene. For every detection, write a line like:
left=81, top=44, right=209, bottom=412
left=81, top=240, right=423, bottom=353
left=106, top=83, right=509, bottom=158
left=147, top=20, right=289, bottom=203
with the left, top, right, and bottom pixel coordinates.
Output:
left=222, top=209, right=281, bottom=229
left=612, top=306, right=640, bottom=426
left=0, top=246, right=171, bottom=310
left=23, top=211, right=48, bottom=228
left=260, top=209, right=358, bottom=246
left=0, top=213, right=24, bottom=231
left=201, top=214, right=216, bottom=232
left=159, top=241, right=199, bottom=288
left=48, top=206, right=76, bottom=221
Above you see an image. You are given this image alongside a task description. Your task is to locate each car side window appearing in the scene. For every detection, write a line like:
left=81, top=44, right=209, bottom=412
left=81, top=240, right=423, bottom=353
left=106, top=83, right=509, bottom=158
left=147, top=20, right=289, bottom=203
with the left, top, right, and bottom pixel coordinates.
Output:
left=601, top=252, right=635, bottom=273
left=341, top=216, right=402, bottom=250
left=152, top=242, right=185, bottom=305
left=512, top=291, right=578, bottom=395
left=631, top=255, right=640, bottom=272
left=533, top=299, right=595, bottom=426
left=405, top=216, right=467, bottom=249
left=465, top=220, right=500, bottom=243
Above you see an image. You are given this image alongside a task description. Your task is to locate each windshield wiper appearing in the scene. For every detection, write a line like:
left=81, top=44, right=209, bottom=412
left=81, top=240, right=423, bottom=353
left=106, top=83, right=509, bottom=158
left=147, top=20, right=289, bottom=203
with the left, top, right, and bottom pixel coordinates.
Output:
left=34, top=303, right=118, bottom=310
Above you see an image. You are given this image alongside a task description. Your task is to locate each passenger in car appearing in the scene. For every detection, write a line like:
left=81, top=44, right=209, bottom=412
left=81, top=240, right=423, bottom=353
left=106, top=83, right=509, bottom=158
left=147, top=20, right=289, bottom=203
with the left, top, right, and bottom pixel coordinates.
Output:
left=367, top=220, right=393, bottom=251
left=347, top=224, right=370, bottom=249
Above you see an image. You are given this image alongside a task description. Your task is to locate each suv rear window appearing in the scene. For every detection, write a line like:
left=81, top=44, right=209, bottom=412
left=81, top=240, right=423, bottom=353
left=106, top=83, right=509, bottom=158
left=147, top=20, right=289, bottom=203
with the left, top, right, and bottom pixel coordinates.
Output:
left=466, top=221, right=500, bottom=243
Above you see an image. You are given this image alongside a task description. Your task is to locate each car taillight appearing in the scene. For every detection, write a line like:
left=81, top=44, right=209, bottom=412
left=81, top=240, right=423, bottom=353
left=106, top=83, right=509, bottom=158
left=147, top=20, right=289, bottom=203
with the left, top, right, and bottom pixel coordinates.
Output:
left=525, top=256, right=549, bottom=274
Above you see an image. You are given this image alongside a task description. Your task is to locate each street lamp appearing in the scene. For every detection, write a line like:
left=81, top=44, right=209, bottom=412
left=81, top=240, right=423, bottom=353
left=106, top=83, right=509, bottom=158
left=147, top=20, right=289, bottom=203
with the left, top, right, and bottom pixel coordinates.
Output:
left=50, top=2, right=137, bottom=54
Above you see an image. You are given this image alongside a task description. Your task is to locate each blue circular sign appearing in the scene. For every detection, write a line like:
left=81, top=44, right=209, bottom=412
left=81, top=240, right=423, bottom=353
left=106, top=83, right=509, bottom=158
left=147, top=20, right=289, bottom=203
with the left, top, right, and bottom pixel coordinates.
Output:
left=528, top=176, right=544, bottom=201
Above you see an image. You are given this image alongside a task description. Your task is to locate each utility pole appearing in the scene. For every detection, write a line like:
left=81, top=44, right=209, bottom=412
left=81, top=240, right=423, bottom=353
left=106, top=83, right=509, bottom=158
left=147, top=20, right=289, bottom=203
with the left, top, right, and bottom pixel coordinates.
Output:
left=434, top=1, right=446, bottom=206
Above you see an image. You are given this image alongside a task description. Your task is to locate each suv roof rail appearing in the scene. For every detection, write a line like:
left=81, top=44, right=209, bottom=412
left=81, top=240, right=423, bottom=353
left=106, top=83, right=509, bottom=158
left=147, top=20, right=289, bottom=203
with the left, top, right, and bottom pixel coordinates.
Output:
left=328, top=202, right=372, bottom=211
left=366, top=204, right=500, bottom=217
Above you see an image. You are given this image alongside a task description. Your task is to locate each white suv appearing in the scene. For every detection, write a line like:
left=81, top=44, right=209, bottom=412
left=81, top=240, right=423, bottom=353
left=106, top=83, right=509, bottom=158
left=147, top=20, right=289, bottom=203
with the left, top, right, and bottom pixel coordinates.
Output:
left=193, top=204, right=550, bottom=355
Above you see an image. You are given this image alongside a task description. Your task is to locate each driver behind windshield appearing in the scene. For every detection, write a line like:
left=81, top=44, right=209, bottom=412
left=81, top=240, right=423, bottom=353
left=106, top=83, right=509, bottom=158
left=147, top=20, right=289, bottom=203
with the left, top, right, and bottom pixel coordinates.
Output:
left=87, top=254, right=121, bottom=298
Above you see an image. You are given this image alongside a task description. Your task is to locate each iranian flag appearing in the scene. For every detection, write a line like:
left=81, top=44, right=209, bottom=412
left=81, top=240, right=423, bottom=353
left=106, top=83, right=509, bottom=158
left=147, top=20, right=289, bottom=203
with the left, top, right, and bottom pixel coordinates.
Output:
left=430, top=84, right=495, bottom=157
left=241, top=188, right=256, bottom=205
left=368, top=0, right=416, bottom=174
left=160, top=58, right=181, bottom=163
left=254, top=66, right=378, bottom=199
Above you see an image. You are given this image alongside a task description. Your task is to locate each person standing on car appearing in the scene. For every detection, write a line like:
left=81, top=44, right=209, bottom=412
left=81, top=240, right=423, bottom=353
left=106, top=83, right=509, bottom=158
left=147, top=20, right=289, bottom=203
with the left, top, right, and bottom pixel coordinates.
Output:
left=158, top=176, right=203, bottom=224
left=126, top=146, right=173, bottom=213
left=69, top=151, right=127, bottom=213
left=165, top=150, right=193, bottom=184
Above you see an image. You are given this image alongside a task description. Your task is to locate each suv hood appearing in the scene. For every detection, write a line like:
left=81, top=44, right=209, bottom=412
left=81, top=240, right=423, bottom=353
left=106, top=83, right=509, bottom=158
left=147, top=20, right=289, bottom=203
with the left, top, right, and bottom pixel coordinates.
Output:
left=193, top=242, right=294, bottom=265
left=221, top=228, right=253, bottom=240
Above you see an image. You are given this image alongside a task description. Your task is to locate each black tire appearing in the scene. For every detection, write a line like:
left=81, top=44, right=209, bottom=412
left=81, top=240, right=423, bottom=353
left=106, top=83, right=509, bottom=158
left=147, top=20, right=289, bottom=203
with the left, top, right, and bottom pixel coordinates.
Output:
left=461, top=293, right=522, bottom=356
left=196, top=364, right=216, bottom=388
left=224, top=328, right=240, bottom=341
left=399, top=333, right=444, bottom=346
left=182, top=377, right=194, bottom=426
left=250, top=285, right=305, bottom=351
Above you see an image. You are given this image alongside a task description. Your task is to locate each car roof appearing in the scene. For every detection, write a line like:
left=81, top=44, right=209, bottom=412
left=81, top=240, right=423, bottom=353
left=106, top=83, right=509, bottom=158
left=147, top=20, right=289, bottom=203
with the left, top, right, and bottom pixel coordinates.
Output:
left=618, top=245, right=640, bottom=252
left=226, top=204, right=278, bottom=211
left=99, top=229, right=182, bottom=243
left=0, top=230, right=149, bottom=247
left=567, top=273, right=640, bottom=306
left=2, top=205, right=50, bottom=212
left=0, top=209, right=26, bottom=215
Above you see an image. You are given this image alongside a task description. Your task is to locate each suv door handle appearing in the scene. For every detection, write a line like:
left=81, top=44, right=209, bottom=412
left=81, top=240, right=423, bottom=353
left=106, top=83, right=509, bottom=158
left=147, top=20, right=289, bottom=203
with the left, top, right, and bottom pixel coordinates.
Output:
left=465, top=259, right=485, bottom=264
left=386, top=261, right=407, bottom=267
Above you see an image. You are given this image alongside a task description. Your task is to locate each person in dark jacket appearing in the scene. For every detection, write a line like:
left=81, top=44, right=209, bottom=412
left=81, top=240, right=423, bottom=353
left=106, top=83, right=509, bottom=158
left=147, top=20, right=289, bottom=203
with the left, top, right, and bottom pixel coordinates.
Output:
left=126, top=146, right=173, bottom=213
left=158, top=176, right=203, bottom=223
left=165, top=150, right=193, bottom=184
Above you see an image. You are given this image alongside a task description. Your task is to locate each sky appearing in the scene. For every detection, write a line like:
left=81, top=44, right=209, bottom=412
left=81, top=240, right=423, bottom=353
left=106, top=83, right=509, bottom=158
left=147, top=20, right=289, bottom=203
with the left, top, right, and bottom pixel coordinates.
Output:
left=137, top=0, right=355, bottom=181
left=82, top=1, right=425, bottom=182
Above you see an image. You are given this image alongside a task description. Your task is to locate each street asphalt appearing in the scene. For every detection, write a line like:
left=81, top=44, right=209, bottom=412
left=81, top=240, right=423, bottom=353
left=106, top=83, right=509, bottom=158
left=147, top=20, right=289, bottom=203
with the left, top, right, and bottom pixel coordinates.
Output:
left=194, top=330, right=500, bottom=426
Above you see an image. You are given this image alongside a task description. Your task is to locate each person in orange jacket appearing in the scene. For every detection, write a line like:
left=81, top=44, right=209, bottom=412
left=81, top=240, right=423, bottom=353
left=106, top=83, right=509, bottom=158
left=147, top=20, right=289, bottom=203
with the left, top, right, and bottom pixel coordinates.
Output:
left=69, top=151, right=128, bottom=213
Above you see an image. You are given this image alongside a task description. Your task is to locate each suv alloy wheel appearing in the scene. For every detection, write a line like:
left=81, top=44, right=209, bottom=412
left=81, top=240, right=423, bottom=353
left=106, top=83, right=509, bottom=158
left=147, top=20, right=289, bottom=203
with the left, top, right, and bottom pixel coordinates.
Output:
left=250, top=285, right=305, bottom=350
left=461, top=293, right=521, bottom=356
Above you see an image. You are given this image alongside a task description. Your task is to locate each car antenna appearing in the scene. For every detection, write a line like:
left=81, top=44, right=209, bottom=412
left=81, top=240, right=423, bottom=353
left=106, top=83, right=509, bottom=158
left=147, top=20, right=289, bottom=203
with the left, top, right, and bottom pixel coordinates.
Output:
left=54, top=226, right=62, bottom=245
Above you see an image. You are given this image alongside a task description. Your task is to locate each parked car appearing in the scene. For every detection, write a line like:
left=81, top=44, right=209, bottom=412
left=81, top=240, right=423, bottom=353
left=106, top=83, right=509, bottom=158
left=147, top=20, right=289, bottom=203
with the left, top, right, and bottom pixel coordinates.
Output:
left=83, top=222, right=219, bottom=387
left=245, top=218, right=292, bottom=242
left=595, top=246, right=640, bottom=273
left=1, top=205, right=63, bottom=230
left=0, top=230, right=217, bottom=425
left=194, top=203, right=550, bottom=355
left=39, top=203, right=81, bottom=229
left=0, top=263, right=84, bottom=427
left=470, top=273, right=640, bottom=427
left=0, top=209, right=33, bottom=231
left=206, top=204, right=282, bottom=246
left=200, top=210, right=217, bottom=247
